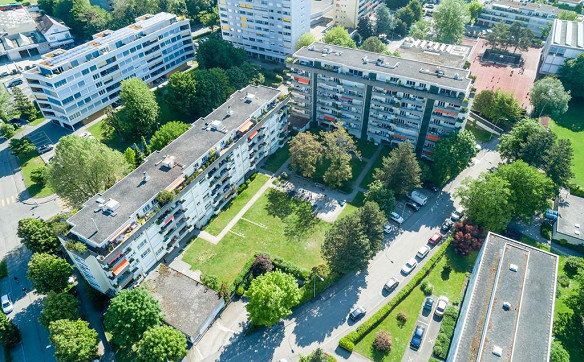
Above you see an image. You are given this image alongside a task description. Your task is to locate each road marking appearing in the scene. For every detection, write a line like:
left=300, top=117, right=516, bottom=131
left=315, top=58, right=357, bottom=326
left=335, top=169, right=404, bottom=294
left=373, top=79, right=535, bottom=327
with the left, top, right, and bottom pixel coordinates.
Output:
left=0, top=196, right=18, bottom=207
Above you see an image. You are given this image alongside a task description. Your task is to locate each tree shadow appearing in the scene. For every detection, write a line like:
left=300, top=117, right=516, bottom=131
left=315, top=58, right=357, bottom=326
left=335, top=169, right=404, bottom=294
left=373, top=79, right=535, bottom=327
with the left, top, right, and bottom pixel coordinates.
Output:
left=552, top=101, right=584, bottom=132
left=217, top=320, right=286, bottom=361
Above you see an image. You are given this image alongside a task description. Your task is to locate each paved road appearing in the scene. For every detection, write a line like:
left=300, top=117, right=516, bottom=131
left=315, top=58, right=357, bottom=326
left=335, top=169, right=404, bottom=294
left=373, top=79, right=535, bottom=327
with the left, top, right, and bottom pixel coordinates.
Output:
left=191, top=138, right=502, bottom=361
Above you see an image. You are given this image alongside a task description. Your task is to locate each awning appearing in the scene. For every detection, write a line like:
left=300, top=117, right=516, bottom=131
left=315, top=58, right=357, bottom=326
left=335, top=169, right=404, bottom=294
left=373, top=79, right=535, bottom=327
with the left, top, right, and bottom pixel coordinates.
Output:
left=238, top=119, right=254, bottom=133
left=164, top=215, right=175, bottom=226
left=295, top=76, right=310, bottom=85
left=426, top=134, right=441, bottom=142
left=323, top=115, right=335, bottom=122
left=434, top=108, right=458, bottom=117
left=112, top=259, right=129, bottom=276
left=248, top=130, right=259, bottom=140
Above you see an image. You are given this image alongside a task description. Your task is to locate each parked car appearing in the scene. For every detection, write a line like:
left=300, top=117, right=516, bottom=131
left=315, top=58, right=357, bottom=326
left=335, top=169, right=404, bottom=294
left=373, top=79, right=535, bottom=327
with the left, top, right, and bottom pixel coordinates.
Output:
left=416, top=245, right=430, bottom=259
left=441, top=220, right=453, bottom=233
left=383, top=277, right=399, bottom=292
left=390, top=212, right=404, bottom=225
left=410, top=324, right=426, bottom=350
left=349, top=306, right=366, bottom=321
left=428, top=233, right=443, bottom=245
left=6, top=79, right=22, bottom=88
left=401, top=258, right=418, bottom=275
left=1, top=295, right=13, bottom=314
left=435, top=296, right=449, bottom=317
left=406, top=202, right=420, bottom=212
left=423, top=296, right=434, bottom=312
left=450, top=209, right=464, bottom=222
left=37, top=144, right=54, bottom=154
left=383, top=224, right=393, bottom=234
left=544, top=209, right=559, bottom=221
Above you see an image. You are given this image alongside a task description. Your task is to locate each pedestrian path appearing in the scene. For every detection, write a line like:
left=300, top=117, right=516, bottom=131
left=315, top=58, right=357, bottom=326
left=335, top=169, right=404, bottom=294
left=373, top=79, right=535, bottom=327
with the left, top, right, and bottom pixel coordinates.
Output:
left=0, top=195, right=17, bottom=207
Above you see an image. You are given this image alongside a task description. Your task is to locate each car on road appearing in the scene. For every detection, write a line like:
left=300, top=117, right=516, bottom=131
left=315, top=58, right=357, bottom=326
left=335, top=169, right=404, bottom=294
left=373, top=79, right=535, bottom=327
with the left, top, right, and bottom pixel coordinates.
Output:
left=450, top=209, right=464, bottom=222
left=416, top=245, right=430, bottom=259
left=349, top=306, right=366, bottom=321
left=383, top=224, right=393, bottom=234
left=441, top=220, right=453, bottom=233
left=1, top=295, right=13, bottom=314
left=37, top=144, right=54, bottom=154
left=383, top=277, right=399, bottom=292
left=435, top=296, right=449, bottom=317
left=410, top=324, right=426, bottom=350
left=406, top=201, right=420, bottom=212
left=401, top=258, right=418, bottom=275
left=423, top=296, right=434, bottom=312
left=390, top=212, right=404, bottom=225
left=428, top=233, right=443, bottom=245
left=6, top=79, right=23, bottom=88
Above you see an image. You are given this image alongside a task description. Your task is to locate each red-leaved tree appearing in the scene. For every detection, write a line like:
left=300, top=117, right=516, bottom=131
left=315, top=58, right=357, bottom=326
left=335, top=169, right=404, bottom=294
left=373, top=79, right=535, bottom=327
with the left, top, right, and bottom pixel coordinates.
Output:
left=452, top=221, right=485, bottom=256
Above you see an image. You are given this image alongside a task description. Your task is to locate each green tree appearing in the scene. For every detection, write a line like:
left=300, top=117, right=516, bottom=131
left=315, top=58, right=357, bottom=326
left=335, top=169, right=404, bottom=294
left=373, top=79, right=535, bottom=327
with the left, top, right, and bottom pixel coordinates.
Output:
left=498, top=118, right=555, bottom=168
left=163, top=71, right=197, bottom=117
left=0, top=122, right=16, bottom=139
left=360, top=36, right=386, bottom=53
left=135, top=326, right=187, bottom=362
left=49, top=319, right=99, bottom=362
left=70, top=0, right=111, bottom=39
left=0, top=313, right=21, bottom=348
left=197, top=8, right=219, bottom=29
left=507, top=21, right=533, bottom=53
left=386, top=0, right=409, bottom=10
left=321, top=213, right=371, bottom=273
left=374, top=142, right=421, bottom=197
left=27, top=253, right=73, bottom=294
left=123, top=147, right=137, bottom=168
left=12, top=87, right=39, bottom=121
left=160, top=0, right=187, bottom=15
left=193, top=68, right=232, bottom=116
left=245, top=270, right=301, bottom=326
left=0, top=88, right=14, bottom=121
left=323, top=152, right=352, bottom=189
left=185, top=0, right=213, bottom=19
left=111, top=0, right=159, bottom=28
left=295, top=32, right=317, bottom=51
left=289, top=132, right=323, bottom=178
left=30, top=166, right=48, bottom=186
left=47, top=135, right=130, bottom=207
left=531, top=77, right=570, bottom=118
left=300, top=348, right=329, bottom=362
left=149, top=121, right=189, bottom=151
left=467, top=0, right=483, bottom=24
left=364, top=180, right=396, bottom=216
left=357, top=16, right=375, bottom=40
left=40, top=292, right=80, bottom=327
left=196, top=34, right=247, bottom=69
left=320, top=127, right=358, bottom=188
left=110, top=78, right=159, bottom=140
left=550, top=340, right=570, bottom=362
left=558, top=53, right=584, bottom=95
left=433, top=0, right=470, bottom=44
left=485, top=23, right=510, bottom=50
left=544, top=139, right=574, bottom=187
left=226, top=62, right=258, bottom=89
left=409, top=19, right=432, bottom=40
left=396, top=0, right=422, bottom=28
left=431, top=130, right=477, bottom=185
left=472, top=89, right=523, bottom=128
left=457, top=173, right=513, bottom=231
left=558, top=9, right=578, bottom=21
left=358, top=201, right=387, bottom=255
left=323, top=26, right=356, bottom=48
left=17, top=218, right=61, bottom=254
left=376, top=5, right=396, bottom=36
left=104, top=288, right=162, bottom=348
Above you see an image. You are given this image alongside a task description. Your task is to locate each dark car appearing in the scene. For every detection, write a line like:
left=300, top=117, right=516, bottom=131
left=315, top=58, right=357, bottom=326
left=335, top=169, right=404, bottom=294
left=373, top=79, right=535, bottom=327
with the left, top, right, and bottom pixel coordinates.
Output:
left=406, top=202, right=420, bottom=212
left=37, top=144, right=54, bottom=154
left=441, top=220, right=453, bottom=233
left=410, top=325, right=426, bottom=350
left=349, top=306, right=366, bottom=321
left=423, top=296, right=434, bottom=311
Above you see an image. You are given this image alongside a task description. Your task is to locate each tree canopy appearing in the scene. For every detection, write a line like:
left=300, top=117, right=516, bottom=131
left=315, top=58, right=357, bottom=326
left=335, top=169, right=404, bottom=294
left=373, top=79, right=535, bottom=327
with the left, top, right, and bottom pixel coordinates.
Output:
left=409, top=19, right=432, bottom=40
left=376, top=5, right=396, bottom=36
left=433, top=0, right=470, bottom=44
left=109, top=78, right=159, bottom=140
left=360, top=36, right=387, bottom=53
left=163, top=72, right=198, bottom=118
left=472, top=89, right=524, bottom=129
left=49, top=319, right=99, bottom=362
left=0, top=88, right=13, bottom=122
left=245, top=270, right=301, bottom=326
left=323, top=26, right=356, bottom=48
left=40, top=292, right=80, bottom=327
left=530, top=77, right=571, bottom=118
left=558, top=53, right=584, bottom=97
left=0, top=313, right=21, bottom=348
left=467, top=0, right=483, bottom=23
left=431, top=130, right=477, bottom=186
left=295, top=32, right=317, bottom=51
left=12, top=87, right=39, bottom=121
left=365, top=180, right=396, bottom=216
left=193, top=68, right=233, bottom=116
left=374, top=142, right=421, bottom=196
left=17, top=218, right=61, bottom=255
left=135, top=326, right=187, bottom=362
left=149, top=121, right=189, bottom=151
left=289, top=132, right=323, bottom=178
left=27, top=253, right=73, bottom=294
left=196, top=35, right=248, bottom=69
left=357, top=17, right=374, bottom=40
left=544, top=139, right=574, bottom=188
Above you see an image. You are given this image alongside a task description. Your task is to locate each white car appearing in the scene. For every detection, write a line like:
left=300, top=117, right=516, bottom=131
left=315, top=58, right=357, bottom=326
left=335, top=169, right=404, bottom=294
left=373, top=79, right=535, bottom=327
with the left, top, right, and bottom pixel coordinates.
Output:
left=435, top=296, right=449, bottom=317
left=416, top=245, right=430, bottom=259
left=1, top=295, right=13, bottom=314
left=390, top=212, right=404, bottom=225
left=401, top=258, right=418, bottom=275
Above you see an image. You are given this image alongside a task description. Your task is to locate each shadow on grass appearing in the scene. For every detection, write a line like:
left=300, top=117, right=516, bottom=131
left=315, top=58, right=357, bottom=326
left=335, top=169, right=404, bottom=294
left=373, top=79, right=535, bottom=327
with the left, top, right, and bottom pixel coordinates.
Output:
left=369, top=344, right=392, bottom=362
left=553, top=102, right=584, bottom=132
left=443, top=248, right=476, bottom=274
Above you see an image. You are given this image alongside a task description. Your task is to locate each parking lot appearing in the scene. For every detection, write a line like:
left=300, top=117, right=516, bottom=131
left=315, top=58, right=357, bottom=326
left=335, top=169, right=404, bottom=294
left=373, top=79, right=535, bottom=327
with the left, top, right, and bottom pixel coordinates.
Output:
left=402, top=295, right=445, bottom=362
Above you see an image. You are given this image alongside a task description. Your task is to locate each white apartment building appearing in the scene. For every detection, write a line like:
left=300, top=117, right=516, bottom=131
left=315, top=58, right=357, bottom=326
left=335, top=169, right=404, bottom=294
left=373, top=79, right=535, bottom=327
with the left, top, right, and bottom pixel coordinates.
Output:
left=334, top=0, right=383, bottom=28
left=477, top=0, right=560, bottom=37
left=219, top=0, right=310, bottom=62
left=23, top=13, right=195, bottom=129
left=288, top=43, right=471, bottom=158
left=61, top=86, right=289, bottom=295
left=540, top=19, right=584, bottom=74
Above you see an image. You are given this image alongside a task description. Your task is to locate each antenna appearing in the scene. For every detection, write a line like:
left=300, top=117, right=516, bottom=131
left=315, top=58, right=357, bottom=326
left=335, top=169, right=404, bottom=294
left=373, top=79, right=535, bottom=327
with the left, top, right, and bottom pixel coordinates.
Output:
left=91, top=217, right=99, bottom=232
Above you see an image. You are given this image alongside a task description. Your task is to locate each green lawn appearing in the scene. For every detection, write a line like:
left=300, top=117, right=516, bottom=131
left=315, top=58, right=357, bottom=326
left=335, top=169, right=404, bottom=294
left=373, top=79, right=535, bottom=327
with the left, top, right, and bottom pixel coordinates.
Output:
left=262, top=144, right=289, bottom=173
left=354, top=248, right=475, bottom=361
left=182, top=190, right=330, bottom=286
left=465, top=121, right=493, bottom=143
left=28, top=117, right=45, bottom=127
left=357, top=139, right=378, bottom=160
left=338, top=191, right=365, bottom=219
left=17, top=151, right=53, bottom=198
left=87, top=119, right=132, bottom=152
left=549, top=102, right=584, bottom=188
left=203, top=173, right=269, bottom=236
left=360, top=146, right=391, bottom=189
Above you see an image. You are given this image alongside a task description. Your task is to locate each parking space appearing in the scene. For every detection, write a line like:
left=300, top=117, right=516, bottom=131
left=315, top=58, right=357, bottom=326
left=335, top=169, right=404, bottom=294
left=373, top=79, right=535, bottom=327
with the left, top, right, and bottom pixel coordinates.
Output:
left=402, top=296, right=445, bottom=362
left=26, top=129, right=56, bottom=163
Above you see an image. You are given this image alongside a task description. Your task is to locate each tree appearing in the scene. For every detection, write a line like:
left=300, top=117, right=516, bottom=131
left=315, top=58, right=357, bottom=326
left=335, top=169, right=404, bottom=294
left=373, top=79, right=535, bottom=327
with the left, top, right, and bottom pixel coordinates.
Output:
left=149, top=121, right=189, bottom=151
left=31, top=166, right=48, bottom=186
left=433, top=0, right=470, bottom=44
left=193, top=68, right=233, bottom=116
left=226, top=62, right=258, bottom=89
left=245, top=270, right=301, bottom=326
left=396, top=0, right=422, bottom=28
left=485, top=23, right=510, bottom=50
left=0, top=88, right=13, bottom=121
left=104, top=288, right=161, bottom=348
left=507, top=21, right=533, bottom=53
left=109, top=78, right=159, bottom=140
left=360, top=36, right=386, bottom=53
left=135, top=326, right=187, bottom=362
left=431, top=130, right=477, bottom=186
left=373, top=330, right=392, bottom=352
left=323, top=26, right=356, bottom=48
left=364, top=180, right=396, bottom=216
left=550, top=340, right=570, bottom=362
left=558, top=53, right=584, bottom=95
left=558, top=9, right=578, bottom=21
left=17, top=218, right=60, bottom=254
left=472, top=89, right=523, bottom=129
left=456, top=173, right=513, bottom=232
left=111, top=0, right=159, bottom=28
left=498, top=118, right=555, bottom=168
left=163, top=72, right=197, bottom=118
left=0, top=122, right=16, bottom=139
left=321, top=213, right=371, bottom=273
left=531, top=77, right=570, bottom=118
left=40, top=292, right=80, bottom=327
left=289, top=132, right=323, bottom=178
left=185, top=0, right=213, bottom=19
left=544, top=139, right=574, bottom=187
left=467, top=0, right=483, bottom=24
left=251, top=254, right=274, bottom=277
left=320, top=126, right=358, bottom=188
left=376, top=5, right=396, bottom=36
left=323, top=152, right=352, bottom=189
left=69, top=0, right=111, bottom=39
left=160, top=0, right=187, bottom=15
left=357, top=17, right=374, bottom=40
left=386, top=0, right=409, bottom=10
left=374, top=143, right=421, bottom=197
left=49, top=319, right=98, bottom=362
left=27, top=253, right=73, bottom=294
left=409, top=19, right=432, bottom=40
left=358, top=201, right=387, bottom=255
left=123, top=147, right=137, bottom=167
left=295, top=32, right=316, bottom=51
left=300, top=348, right=329, bottom=362
left=197, top=8, right=219, bottom=29
left=452, top=221, right=485, bottom=256
left=47, top=135, right=129, bottom=207
left=196, top=34, right=247, bottom=69
left=0, top=313, right=21, bottom=348
left=12, top=87, right=39, bottom=121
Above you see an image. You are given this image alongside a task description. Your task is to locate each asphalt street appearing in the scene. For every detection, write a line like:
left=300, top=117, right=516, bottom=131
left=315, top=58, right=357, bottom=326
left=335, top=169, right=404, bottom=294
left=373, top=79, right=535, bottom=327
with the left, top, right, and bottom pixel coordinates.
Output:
left=192, top=138, right=502, bottom=362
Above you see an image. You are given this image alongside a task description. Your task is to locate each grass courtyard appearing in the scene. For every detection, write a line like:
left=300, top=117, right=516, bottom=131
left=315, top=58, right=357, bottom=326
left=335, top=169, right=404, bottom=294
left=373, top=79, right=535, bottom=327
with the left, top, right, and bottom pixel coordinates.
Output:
left=17, top=150, right=53, bottom=198
left=549, top=102, right=584, bottom=188
left=87, top=119, right=133, bottom=153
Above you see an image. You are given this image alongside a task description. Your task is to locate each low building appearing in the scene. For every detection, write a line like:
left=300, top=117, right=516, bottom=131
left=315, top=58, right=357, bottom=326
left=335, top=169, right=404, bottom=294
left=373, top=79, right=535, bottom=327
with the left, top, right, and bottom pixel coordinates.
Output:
left=36, top=14, right=74, bottom=48
left=540, top=19, right=584, bottom=74
left=333, top=0, right=384, bottom=28
left=61, top=85, right=289, bottom=295
left=553, top=190, right=584, bottom=245
left=448, top=232, right=558, bottom=362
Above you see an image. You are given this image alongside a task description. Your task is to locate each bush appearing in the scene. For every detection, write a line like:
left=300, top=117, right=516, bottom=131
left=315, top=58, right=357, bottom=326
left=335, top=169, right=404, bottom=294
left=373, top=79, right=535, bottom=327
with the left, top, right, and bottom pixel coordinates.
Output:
left=540, top=222, right=553, bottom=240
left=432, top=306, right=459, bottom=359
left=236, top=285, right=245, bottom=296
left=0, top=313, right=21, bottom=347
left=557, top=274, right=570, bottom=288
left=30, top=166, right=48, bottom=186
left=0, top=123, right=16, bottom=139
left=0, top=258, right=7, bottom=279
left=373, top=331, right=392, bottom=352
left=155, top=190, right=175, bottom=206
left=9, top=137, right=35, bottom=155
left=563, top=256, right=584, bottom=278
left=452, top=221, right=485, bottom=256
left=201, top=274, right=220, bottom=290
left=251, top=254, right=274, bottom=277
left=554, top=238, right=584, bottom=254
left=420, top=280, right=433, bottom=295
left=396, top=312, right=407, bottom=327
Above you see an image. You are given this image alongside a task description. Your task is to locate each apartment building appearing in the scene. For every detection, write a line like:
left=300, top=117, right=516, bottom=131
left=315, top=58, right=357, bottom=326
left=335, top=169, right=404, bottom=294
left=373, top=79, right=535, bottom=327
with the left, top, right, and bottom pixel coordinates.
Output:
left=218, top=0, right=310, bottom=62
left=60, top=86, right=288, bottom=294
left=23, top=12, right=195, bottom=129
left=540, top=19, right=584, bottom=74
left=288, top=43, right=471, bottom=157
left=333, top=0, right=384, bottom=28
left=476, top=0, right=559, bottom=37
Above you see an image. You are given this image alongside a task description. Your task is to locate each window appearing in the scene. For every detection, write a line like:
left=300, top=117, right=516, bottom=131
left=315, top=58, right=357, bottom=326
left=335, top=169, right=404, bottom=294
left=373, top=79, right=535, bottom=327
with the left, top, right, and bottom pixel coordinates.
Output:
left=140, top=249, right=151, bottom=258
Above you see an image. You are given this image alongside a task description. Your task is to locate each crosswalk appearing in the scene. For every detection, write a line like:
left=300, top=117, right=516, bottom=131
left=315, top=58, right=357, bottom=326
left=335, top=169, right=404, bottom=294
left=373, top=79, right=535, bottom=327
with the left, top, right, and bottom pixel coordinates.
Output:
left=0, top=196, right=18, bottom=207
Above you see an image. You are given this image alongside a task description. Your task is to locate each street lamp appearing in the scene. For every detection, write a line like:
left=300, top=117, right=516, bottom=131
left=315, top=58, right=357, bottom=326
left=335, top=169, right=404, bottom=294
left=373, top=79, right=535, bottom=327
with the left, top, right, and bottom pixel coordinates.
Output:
left=313, top=272, right=324, bottom=298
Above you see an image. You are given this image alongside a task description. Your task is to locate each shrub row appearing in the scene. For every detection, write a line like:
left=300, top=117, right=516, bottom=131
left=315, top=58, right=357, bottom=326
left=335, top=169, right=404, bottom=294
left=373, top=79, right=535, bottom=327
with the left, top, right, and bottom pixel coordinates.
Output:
left=338, top=238, right=452, bottom=352
left=432, top=306, right=459, bottom=359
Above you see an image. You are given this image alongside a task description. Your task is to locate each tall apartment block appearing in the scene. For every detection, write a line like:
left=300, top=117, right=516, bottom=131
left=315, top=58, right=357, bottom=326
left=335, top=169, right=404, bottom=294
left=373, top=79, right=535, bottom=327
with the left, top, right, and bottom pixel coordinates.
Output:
left=288, top=43, right=471, bottom=157
left=218, top=0, right=310, bottom=62
left=23, top=13, right=195, bottom=129
left=334, top=0, right=384, bottom=28
left=61, top=86, right=289, bottom=294
left=476, top=0, right=559, bottom=38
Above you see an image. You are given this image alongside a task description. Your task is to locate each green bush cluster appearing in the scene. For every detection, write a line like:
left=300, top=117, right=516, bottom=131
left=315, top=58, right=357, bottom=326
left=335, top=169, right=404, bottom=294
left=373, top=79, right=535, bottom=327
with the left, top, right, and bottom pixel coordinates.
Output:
left=540, top=222, right=553, bottom=240
left=432, top=306, right=459, bottom=359
left=420, top=280, right=433, bottom=295
left=338, top=239, right=452, bottom=352
left=555, top=239, right=584, bottom=254
left=201, top=274, right=220, bottom=290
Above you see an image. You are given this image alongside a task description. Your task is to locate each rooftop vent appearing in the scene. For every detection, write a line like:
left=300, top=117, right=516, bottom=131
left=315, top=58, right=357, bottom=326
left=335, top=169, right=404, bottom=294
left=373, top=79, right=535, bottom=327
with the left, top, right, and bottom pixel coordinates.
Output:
left=322, top=47, right=331, bottom=54
left=576, top=229, right=581, bottom=235
left=502, top=302, right=511, bottom=311
left=435, top=68, right=445, bottom=77
left=492, top=346, right=503, bottom=357
left=575, top=223, right=581, bottom=228
left=376, top=57, right=385, bottom=66
left=307, top=44, right=315, bottom=51
left=142, top=171, right=150, bottom=183
left=453, top=73, right=461, bottom=80
left=509, top=263, right=518, bottom=272
left=226, top=106, right=233, bottom=117
left=96, top=196, right=106, bottom=205
left=161, top=155, right=176, bottom=169
left=104, top=198, right=120, bottom=214
left=245, top=92, right=255, bottom=103
left=362, top=56, right=369, bottom=64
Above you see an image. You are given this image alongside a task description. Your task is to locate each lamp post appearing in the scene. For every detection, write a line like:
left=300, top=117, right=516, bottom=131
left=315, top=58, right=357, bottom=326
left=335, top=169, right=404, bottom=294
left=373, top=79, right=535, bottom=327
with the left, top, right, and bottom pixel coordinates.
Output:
left=313, top=272, right=324, bottom=298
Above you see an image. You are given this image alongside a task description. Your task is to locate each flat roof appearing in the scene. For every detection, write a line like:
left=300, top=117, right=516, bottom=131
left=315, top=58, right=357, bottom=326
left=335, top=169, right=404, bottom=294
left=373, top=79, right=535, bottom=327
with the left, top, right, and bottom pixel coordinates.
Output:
left=293, top=42, right=471, bottom=91
left=0, top=7, right=36, bottom=35
left=399, top=38, right=472, bottom=68
left=67, top=85, right=280, bottom=247
left=550, top=19, right=584, bottom=50
left=556, top=190, right=584, bottom=241
left=490, top=0, right=560, bottom=15
left=450, top=233, right=557, bottom=362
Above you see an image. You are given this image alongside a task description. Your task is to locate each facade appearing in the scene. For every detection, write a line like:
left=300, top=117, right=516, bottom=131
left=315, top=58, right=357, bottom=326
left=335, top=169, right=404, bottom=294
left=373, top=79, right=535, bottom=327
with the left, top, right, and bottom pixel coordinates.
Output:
left=288, top=42, right=471, bottom=157
left=61, top=86, right=289, bottom=295
left=218, top=0, right=310, bottom=62
left=23, top=13, right=195, bottom=129
left=449, top=232, right=558, bottom=362
left=476, top=0, right=560, bottom=37
left=540, top=19, right=584, bottom=74
left=333, top=0, right=383, bottom=28
left=553, top=190, right=584, bottom=245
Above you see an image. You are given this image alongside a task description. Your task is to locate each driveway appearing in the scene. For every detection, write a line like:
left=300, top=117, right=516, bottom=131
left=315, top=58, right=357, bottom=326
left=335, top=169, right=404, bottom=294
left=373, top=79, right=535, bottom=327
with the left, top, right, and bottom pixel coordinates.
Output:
left=401, top=296, right=444, bottom=362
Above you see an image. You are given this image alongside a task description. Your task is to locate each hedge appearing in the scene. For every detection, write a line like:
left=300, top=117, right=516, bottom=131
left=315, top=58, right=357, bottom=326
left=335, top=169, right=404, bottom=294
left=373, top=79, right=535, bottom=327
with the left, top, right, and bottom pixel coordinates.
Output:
left=432, top=306, right=459, bottom=359
left=338, top=238, right=452, bottom=352
left=554, top=239, right=584, bottom=255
